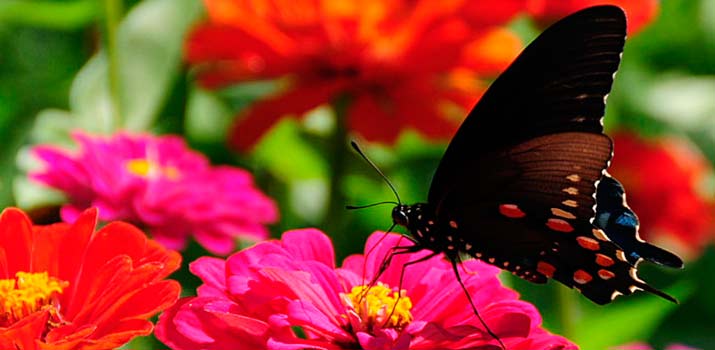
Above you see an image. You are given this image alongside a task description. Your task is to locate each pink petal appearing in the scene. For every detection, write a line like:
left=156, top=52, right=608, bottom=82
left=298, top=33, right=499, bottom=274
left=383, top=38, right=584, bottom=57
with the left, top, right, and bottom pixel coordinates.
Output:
left=281, top=229, right=335, bottom=268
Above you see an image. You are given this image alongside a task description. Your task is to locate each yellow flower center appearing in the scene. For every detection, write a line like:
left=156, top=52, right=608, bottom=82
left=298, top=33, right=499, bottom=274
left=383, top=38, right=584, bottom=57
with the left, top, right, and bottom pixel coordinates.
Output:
left=343, top=283, right=413, bottom=332
left=125, top=159, right=180, bottom=180
left=0, top=271, right=68, bottom=327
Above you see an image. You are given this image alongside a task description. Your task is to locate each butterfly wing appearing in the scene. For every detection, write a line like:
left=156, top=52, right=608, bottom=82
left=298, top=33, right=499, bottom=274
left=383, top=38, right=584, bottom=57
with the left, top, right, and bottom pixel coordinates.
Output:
left=427, top=6, right=679, bottom=304
left=594, top=174, right=684, bottom=268
left=430, top=5, right=625, bottom=199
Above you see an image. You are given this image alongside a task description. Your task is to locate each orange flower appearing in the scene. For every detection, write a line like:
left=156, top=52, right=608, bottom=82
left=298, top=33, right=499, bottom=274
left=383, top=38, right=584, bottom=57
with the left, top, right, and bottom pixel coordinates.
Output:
left=527, top=0, right=658, bottom=34
left=609, top=132, right=715, bottom=259
left=0, top=207, right=181, bottom=349
left=187, top=0, right=526, bottom=151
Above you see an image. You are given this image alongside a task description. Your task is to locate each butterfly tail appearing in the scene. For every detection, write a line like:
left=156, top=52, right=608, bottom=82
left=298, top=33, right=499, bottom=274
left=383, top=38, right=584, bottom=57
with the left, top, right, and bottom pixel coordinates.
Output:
left=633, top=241, right=684, bottom=268
left=635, top=278, right=679, bottom=304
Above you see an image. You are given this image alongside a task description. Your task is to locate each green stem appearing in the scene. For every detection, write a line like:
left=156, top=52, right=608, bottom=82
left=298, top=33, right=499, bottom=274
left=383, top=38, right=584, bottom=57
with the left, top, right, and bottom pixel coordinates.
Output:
left=103, top=0, right=123, bottom=128
left=323, top=96, right=351, bottom=257
left=557, top=284, right=578, bottom=339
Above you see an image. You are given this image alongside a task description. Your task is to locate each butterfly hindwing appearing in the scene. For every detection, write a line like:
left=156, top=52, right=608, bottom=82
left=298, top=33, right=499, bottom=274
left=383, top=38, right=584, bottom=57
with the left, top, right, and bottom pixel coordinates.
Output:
left=540, top=222, right=678, bottom=305
left=432, top=132, right=611, bottom=251
left=595, top=174, right=684, bottom=268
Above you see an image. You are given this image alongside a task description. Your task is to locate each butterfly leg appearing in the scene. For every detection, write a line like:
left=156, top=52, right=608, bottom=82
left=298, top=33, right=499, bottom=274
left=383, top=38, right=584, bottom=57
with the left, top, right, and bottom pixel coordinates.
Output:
left=359, top=242, right=421, bottom=302
left=451, top=258, right=506, bottom=350
left=360, top=225, right=400, bottom=285
left=381, top=251, right=440, bottom=328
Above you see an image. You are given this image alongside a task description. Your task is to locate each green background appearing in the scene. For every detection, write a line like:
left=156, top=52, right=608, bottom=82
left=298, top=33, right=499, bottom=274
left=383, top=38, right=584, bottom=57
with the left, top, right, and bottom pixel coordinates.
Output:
left=1, top=0, right=713, bottom=349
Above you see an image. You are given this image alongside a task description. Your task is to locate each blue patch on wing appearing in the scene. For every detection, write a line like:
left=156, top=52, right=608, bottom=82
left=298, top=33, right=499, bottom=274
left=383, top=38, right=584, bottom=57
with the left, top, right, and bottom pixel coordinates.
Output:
left=615, top=212, right=638, bottom=228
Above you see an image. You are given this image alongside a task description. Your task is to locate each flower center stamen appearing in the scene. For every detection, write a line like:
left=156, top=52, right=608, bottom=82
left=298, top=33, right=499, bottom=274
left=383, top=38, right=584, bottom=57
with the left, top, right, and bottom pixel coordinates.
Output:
left=342, top=283, right=413, bottom=332
left=0, top=271, right=68, bottom=327
left=125, top=159, right=180, bottom=180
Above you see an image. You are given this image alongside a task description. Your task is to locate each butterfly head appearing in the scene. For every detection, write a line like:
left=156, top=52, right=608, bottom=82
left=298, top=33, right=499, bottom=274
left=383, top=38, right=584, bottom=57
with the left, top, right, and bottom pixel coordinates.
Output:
left=391, top=205, right=410, bottom=227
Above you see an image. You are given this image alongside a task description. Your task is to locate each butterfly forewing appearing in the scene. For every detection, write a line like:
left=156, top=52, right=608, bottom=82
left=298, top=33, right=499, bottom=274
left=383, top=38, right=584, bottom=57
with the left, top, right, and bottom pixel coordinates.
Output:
left=430, top=6, right=626, bottom=202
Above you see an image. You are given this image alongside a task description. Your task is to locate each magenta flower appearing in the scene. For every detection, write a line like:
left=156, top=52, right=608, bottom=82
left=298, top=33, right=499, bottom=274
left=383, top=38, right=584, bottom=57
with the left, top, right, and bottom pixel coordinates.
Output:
left=31, top=131, right=278, bottom=254
left=156, top=229, right=576, bottom=349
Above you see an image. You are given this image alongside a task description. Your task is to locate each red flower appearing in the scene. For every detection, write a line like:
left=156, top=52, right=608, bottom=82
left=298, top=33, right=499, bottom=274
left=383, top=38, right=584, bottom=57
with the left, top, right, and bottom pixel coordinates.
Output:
left=187, top=0, right=526, bottom=151
left=609, top=131, right=715, bottom=259
left=527, top=0, right=658, bottom=34
left=0, top=207, right=181, bottom=349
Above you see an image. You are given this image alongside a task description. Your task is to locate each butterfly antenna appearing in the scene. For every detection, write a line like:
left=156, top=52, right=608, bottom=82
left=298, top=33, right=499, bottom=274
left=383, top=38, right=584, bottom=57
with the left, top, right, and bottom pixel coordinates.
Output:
left=350, top=141, right=401, bottom=204
left=346, top=201, right=398, bottom=210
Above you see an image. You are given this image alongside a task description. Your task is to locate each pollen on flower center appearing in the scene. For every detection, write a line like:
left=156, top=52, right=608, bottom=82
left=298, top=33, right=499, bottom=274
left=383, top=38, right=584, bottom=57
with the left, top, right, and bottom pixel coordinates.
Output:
left=125, top=159, right=180, bottom=180
left=0, top=271, right=68, bottom=327
left=341, top=283, right=413, bottom=332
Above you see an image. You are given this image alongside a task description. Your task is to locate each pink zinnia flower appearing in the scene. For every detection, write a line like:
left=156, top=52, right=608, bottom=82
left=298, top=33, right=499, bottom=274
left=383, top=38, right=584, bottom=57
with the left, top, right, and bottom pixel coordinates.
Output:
left=156, top=229, right=576, bottom=349
left=31, top=131, right=278, bottom=254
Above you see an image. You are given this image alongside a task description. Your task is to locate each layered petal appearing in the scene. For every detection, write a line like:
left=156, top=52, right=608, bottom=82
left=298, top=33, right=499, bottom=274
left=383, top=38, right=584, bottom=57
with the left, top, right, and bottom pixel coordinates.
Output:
left=30, top=131, right=278, bottom=254
left=0, top=207, right=180, bottom=350
left=158, top=229, right=576, bottom=349
left=188, top=0, right=528, bottom=150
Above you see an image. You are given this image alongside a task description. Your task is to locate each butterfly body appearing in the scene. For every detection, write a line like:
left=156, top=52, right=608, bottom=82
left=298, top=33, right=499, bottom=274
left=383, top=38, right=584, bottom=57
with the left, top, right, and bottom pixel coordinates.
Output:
left=392, top=203, right=464, bottom=262
left=387, top=5, right=682, bottom=305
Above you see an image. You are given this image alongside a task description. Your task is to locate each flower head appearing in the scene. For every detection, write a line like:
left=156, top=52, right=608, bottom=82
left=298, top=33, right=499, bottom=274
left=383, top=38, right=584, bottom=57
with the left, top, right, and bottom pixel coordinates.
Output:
left=31, top=131, right=278, bottom=254
left=188, top=0, right=526, bottom=151
left=609, top=131, right=715, bottom=259
left=0, top=207, right=181, bottom=349
left=156, top=229, right=576, bottom=349
left=527, top=0, right=658, bottom=34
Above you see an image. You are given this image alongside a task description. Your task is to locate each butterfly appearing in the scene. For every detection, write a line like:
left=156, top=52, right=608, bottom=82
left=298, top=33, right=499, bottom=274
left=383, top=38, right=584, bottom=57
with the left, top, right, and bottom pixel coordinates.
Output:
left=364, top=5, right=684, bottom=306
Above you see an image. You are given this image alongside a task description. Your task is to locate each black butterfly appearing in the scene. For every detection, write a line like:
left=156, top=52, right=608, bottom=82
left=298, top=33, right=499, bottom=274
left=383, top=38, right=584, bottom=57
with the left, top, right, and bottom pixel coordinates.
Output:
left=366, top=5, right=684, bottom=306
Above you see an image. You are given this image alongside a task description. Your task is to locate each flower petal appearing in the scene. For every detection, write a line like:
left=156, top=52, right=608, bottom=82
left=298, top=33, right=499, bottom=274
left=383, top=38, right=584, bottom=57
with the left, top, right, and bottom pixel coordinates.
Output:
left=0, top=208, right=34, bottom=276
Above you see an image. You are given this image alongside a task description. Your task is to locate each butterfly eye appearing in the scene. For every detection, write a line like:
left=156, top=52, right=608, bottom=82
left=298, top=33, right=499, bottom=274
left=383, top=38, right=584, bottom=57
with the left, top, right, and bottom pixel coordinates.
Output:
left=391, top=207, right=409, bottom=226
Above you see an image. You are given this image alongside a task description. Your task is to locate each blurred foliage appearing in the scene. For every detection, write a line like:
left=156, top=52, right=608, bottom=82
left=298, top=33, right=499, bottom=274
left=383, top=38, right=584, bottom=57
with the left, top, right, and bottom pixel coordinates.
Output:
left=0, top=0, right=713, bottom=349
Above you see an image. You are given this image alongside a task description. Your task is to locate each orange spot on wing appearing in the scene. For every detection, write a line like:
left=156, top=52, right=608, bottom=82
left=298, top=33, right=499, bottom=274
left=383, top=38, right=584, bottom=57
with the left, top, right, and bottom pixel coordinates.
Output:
left=598, top=269, right=615, bottom=280
left=566, top=174, right=581, bottom=182
left=551, top=208, right=576, bottom=219
left=562, top=187, right=579, bottom=195
left=576, top=236, right=600, bottom=251
left=562, top=200, right=578, bottom=208
left=546, top=218, right=574, bottom=232
left=573, top=270, right=592, bottom=284
left=595, top=254, right=615, bottom=267
left=537, top=261, right=556, bottom=278
left=499, top=204, right=526, bottom=218
left=615, top=250, right=628, bottom=262
left=592, top=228, right=610, bottom=241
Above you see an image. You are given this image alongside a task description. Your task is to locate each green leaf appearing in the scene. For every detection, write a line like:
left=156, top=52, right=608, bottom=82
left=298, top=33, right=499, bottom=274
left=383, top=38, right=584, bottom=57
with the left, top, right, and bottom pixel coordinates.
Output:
left=58, top=0, right=204, bottom=134
left=252, top=119, right=328, bottom=181
left=0, top=0, right=98, bottom=30
left=69, top=54, right=116, bottom=133
left=185, top=86, right=233, bottom=142
left=117, top=0, right=204, bottom=130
